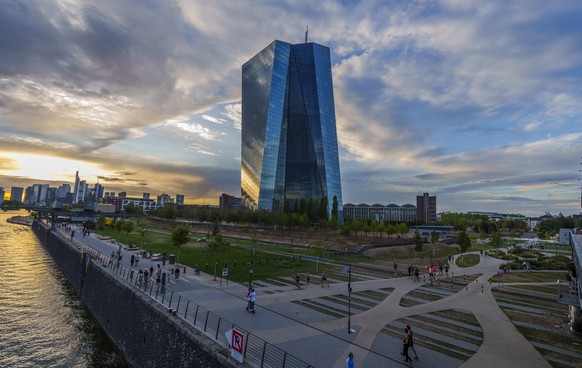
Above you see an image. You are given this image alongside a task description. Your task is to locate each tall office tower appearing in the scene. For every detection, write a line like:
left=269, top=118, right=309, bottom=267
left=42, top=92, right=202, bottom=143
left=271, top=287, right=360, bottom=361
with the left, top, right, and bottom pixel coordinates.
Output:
left=176, top=194, right=184, bottom=206
left=74, top=180, right=87, bottom=202
left=56, top=184, right=71, bottom=201
left=94, top=183, right=104, bottom=201
left=10, top=187, right=24, bottom=203
left=241, top=40, right=343, bottom=221
left=0, top=186, right=5, bottom=204
left=73, top=171, right=81, bottom=203
left=143, top=192, right=150, bottom=200
left=416, top=192, right=437, bottom=224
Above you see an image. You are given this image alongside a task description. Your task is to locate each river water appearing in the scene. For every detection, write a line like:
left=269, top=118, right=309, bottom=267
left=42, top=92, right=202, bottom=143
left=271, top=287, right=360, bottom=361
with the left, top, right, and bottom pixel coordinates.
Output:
left=0, top=210, right=130, bottom=368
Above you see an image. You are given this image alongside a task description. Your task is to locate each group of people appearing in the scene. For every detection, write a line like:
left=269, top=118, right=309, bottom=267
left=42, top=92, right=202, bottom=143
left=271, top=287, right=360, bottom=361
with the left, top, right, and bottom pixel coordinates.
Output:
left=407, top=262, right=450, bottom=283
left=293, top=271, right=329, bottom=288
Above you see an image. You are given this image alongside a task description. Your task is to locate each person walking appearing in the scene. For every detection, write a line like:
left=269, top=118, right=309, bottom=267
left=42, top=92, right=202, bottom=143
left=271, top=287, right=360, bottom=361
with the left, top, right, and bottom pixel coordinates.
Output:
left=306, top=272, right=311, bottom=287
left=321, top=271, right=329, bottom=287
left=345, top=352, right=355, bottom=368
left=407, top=325, right=419, bottom=360
left=295, top=273, right=301, bottom=289
left=246, top=288, right=256, bottom=313
left=402, top=327, right=412, bottom=365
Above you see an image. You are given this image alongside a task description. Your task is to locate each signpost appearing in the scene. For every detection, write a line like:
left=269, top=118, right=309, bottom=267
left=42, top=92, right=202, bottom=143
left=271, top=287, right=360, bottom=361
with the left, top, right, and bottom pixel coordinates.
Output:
left=225, top=328, right=244, bottom=363
left=221, top=267, right=228, bottom=286
left=343, top=265, right=354, bottom=334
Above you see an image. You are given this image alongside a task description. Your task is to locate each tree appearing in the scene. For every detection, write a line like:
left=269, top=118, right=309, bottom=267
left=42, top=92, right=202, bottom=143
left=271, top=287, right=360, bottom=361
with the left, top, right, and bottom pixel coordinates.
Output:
left=95, top=216, right=106, bottom=230
left=413, top=231, right=423, bottom=253
left=123, top=220, right=135, bottom=245
left=115, top=219, right=126, bottom=243
left=430, top=230, right=439, bottom=263
left=208, top=227, right=230, bottom=280
left=456, top=231, right=472, bottom=266
left=490, top=232, right=502, bottom=250
left=456, top=231, right=472, bottom=253
left=171, top=224, right=191, bottom=264
left=331, top=195, right=339, bottom=225
left=124, top=203, right=143, bottom=215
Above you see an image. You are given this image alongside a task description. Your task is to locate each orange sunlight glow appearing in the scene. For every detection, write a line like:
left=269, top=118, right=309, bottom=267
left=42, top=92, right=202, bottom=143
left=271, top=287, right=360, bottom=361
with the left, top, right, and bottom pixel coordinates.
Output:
left=0, top=153, right=109, bottom=183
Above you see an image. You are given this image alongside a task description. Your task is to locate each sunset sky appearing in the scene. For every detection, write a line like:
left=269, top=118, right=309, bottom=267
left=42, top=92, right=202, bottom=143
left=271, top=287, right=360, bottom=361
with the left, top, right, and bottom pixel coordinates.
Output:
left=1, top=0, right=581, bottom=216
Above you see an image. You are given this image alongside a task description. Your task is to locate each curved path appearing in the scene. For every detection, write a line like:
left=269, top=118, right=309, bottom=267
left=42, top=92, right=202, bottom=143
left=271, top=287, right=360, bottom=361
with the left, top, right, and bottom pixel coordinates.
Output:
left=57, top=224, right=551, bottom=368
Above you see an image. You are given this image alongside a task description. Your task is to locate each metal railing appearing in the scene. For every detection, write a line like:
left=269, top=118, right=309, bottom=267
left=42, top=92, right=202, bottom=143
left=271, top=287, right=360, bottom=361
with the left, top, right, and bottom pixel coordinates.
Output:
left=75, top=237, right=314, bottom=368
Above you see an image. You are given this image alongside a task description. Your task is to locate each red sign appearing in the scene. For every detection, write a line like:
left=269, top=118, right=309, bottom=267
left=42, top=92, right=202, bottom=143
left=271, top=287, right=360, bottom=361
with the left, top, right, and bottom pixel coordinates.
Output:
left=232, top=329, right=244, bottom=354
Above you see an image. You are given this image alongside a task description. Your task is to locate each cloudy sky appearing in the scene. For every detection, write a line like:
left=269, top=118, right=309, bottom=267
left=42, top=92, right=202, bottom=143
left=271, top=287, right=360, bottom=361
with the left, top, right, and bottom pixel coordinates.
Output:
left=1, top=0, right=581, bottom=216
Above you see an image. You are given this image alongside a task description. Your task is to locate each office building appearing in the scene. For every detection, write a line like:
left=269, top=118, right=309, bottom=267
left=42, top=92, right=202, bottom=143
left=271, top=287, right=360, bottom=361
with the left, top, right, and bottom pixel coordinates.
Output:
left=0, top=187, right=4, bottom=204
left=25, top=184, right=50, bottom=207
left=219, top=193, right=243, bottom=211
left=343, top=203, right=417, bottom=222
left=241, top=39, right=343, bottom=221
left=10, top=187, right=24, bottom=202
left=416, top=192, right=437, bottom=224
left=93, top=183, right=104, bottom=201
left=56, top=184, right=71, bottom=202
left=176, top=194, right=184, bottom=206
left=157, top=193, right=173, bottom=206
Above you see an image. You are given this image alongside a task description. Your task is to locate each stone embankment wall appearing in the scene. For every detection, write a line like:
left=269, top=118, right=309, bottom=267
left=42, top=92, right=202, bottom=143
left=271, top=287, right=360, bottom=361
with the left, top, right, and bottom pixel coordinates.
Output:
left=32, top=221, right=234, bottom=368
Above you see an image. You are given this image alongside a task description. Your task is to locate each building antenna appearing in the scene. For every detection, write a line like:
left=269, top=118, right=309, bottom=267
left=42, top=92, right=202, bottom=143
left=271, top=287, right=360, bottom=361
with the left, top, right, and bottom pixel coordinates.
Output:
left=305, top=25, right=308, bottom=43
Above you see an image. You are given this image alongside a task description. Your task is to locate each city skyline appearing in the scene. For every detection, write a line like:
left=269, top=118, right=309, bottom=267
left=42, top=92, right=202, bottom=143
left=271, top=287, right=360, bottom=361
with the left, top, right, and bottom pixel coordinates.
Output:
left=1, top=1, right=582, bottom=216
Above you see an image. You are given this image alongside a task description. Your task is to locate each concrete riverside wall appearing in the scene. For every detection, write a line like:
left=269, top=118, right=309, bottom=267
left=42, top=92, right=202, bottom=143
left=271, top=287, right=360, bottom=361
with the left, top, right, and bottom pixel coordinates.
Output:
left=32, top=221, right=235, bottom=368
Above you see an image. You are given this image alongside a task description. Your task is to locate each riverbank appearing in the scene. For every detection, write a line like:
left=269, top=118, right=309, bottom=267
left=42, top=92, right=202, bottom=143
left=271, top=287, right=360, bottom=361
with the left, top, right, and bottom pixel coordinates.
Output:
left=6, top=215, right=34, bottom=226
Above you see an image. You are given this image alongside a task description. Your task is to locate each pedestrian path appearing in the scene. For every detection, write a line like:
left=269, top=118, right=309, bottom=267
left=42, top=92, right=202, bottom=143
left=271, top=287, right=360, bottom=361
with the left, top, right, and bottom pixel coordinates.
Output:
left=58, top=224, right=554, bottom=368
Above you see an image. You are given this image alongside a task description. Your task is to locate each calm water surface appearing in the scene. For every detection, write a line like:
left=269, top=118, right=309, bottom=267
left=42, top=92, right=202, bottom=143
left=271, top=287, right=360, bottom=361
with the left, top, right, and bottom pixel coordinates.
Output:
left=0, top=210, right=130, bottom=368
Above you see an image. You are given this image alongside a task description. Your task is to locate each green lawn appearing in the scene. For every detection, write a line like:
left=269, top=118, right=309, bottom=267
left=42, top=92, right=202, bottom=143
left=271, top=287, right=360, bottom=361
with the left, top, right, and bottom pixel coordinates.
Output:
left=94, top=227, right=338, bottom=284
left=455, top=254, right=480, bottom=267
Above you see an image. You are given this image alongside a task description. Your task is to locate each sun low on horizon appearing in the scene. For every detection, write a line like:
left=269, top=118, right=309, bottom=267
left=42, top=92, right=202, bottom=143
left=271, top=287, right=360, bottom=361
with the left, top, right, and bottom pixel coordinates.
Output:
left=0, top=153, right=108, bottom=184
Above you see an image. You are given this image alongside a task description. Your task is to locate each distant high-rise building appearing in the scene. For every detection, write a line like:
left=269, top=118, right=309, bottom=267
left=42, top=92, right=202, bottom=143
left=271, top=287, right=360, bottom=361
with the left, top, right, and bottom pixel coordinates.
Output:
left=0, top=187, right=5, bottom=204
left=157, top=193, right=173, bottom=206
left=73, top=171, right=81, bottom=203
left=10, top=187, right=24, bottom=202
left=56, top=184, right=71, bottom=202
left=176, top=194, right=184, bottom=206
left=93, top=183, right=104, bottom=201
left=416, top=192, right=437, bottom=224
left=118, top=192, right=127, bottom=198
left=241, top=40, right=343, bottom=222
left=143, top=192, right=150, bottom=200
left=219, top=193, right=243, bottom=211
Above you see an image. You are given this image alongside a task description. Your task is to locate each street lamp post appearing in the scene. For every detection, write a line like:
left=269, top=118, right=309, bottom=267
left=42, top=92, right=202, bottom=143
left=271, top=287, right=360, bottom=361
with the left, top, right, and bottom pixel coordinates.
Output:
left=348, top=264, right=352, bottom=334
left=249, top=261, right=254, bottom=289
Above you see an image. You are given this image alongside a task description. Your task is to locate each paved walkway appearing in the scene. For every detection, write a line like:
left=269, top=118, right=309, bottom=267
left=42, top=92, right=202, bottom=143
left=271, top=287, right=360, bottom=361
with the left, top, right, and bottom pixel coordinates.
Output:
left=58, top=225, right=551, bottom=368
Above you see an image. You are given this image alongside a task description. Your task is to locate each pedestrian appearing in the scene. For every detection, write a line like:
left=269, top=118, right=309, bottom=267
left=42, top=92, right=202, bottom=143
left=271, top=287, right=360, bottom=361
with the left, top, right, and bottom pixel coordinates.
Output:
left=295, top=273, right=301, bottom=289
left=71, top=230, right=75, bottom=240
left=130, top=254, right=135, bottom=267
left=393, top=260, right=398, bottom=275
left=345, top=352, right=354, bottom=368
left=174, top=267, right=180, bottom=281
left=402, top=327, right=412, bottom=364
left=444, top=264, right=449, bottom=277
left=414, top=267, right=420, bottom=282
left=135, top=255, right=140, bottom=267
left=321, top=271, right=329, bottom=287
left=306, top=272, right=311, bottom=287
left=246, top=288, right=256, bottom=313
left=407, top=325, right=419, bottom=360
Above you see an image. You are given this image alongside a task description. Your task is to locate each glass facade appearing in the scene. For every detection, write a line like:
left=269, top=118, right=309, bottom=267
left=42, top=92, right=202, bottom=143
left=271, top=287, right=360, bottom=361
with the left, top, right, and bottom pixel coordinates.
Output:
left=241, top=40, right=343, bottom=221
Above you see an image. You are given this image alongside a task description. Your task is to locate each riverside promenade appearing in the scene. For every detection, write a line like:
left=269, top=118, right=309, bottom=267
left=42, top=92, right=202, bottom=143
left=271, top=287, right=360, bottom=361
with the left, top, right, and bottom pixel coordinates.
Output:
left=58, top=224, right=551, bottom=368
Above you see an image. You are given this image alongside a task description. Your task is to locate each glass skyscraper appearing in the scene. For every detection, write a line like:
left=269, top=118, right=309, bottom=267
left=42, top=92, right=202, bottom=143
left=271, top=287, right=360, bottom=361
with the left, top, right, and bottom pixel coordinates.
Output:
left=241, top=40, right=343, bottom=221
